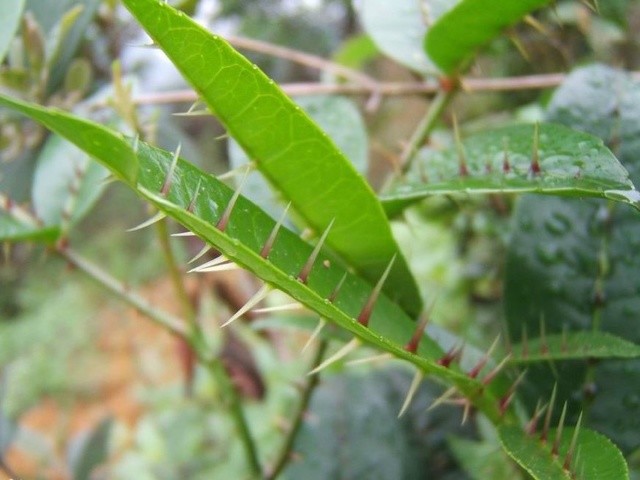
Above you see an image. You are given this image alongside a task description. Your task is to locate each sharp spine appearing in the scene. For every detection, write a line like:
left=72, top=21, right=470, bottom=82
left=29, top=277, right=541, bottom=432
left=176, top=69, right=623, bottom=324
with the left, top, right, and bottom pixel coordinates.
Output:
left=297, top=219, right=335, bottom=284
left=127, top=211, right=167, bottom=232
left=302, top=318, right=326, bottom=352
left=540, top=384, right=558, bottom=442
left=221, top=284, right=271, bottom=328
left=481, top=353, right=512, bottom=386
left=188, top=255, right=229, bottom=272
left=260, top=203, right=290, bottom=258
left=346, top=353, right=393, bottom=366
left=397, top=370, right=424, bottom=418
left=526, top=400, right=547, bottom=435
left=563, top=411, right=583, bottom=470
left=252, top=303, right=304, bottom=314
left=468, top=334, right=501, bottom=378
left=216, top=167, right=250, bottom=231
left=530, top=123, right=541, bottom=175
left=217, top=162, right=255, bottom=181
left=161, top=143, right=182, bottom=197
left=187, top=245, right=212, bottom=264
left=499, top=370, right=527, bottom=415
left=357, top=255, right=396, bottom=327
left=552, top=401, right=568, bottom=456
left=438, top=342, right=464, bottom=368
left=307, top=338, right=360, bottom=375
left=327, top=273, right=348, bottom=303
left=187, top=179, right=202, bottom=213
left=405, top=304, right=434, bottom=354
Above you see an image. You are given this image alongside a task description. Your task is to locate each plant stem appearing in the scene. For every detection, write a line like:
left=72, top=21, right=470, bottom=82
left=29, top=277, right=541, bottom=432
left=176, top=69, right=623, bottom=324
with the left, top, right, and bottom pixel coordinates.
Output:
left=265, top=340, right=328, bottom=480
left=154, top=218, right=197, bottom=328
left=204, top=357, right=264, bottom=478
left=400, top=88, right=457, bottom=172
left=57, top=246, right=187, bottom=338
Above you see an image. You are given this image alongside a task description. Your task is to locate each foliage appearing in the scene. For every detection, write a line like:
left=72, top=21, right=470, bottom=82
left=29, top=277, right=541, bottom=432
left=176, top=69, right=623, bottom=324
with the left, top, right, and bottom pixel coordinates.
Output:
left=1, top=0, right=640, bottom=479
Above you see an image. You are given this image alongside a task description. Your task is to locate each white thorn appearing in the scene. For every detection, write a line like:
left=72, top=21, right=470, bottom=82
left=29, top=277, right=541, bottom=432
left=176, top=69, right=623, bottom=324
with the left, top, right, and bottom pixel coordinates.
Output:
left=428, top=386, right=458, bottom=411
left=221, top=285, right=272, bottom=328
left=398, top=370, right=424, bottom=418
left=172, top=109, right=211, bottom=117
left=346, top=353, right=393, bottom=366
left=172, top=231, right=197, bottom=237
left=188, top=245, right=212, bottom=264
left=302, top=318, right=326, bottom=352
left=217, top=162, right=256, bottom=181
left=127, top=211, right=166, bottom=232
left=307, top=338, right=360, bottom=375
left=188, top=255, right=229, bottom=273
left=192, top=262, right=240, bottom=273
left=252, top=303, right=304, bottom=314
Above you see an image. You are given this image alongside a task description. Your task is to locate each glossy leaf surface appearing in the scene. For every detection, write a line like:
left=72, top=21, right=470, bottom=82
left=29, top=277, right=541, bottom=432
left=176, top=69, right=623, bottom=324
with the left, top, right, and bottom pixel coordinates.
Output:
left=425, top=0, right=552, bottom=74
left=381, top=123, right=638, bottom=216
left=122, top=0, right=422, bottom=317
left=498, top=425, right=628, bottom=480
left=0, top=94, right=511, bottom=422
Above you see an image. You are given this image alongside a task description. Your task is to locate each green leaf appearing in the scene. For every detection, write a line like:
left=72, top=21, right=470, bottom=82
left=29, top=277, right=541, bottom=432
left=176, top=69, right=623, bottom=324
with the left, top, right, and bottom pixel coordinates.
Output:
left=69, top=417, right=113, bottom=480
left=0, top=94, right=511, bottom=421
left=448, top=436, right=523, bottom=480
left=0, top=0, right=25, bottom=64
left=0, top=96, right=137, bottom=183
left=356, top=0, right=456, bottom=75
left=508, top=332, right=640, bottom=364
left=121, top=0, right=422, bottom=318
left=505, top=65, right=640, bottom=452
left=0, top=194, right=60, bottom=242
left=229, top=95, right=368, bottom=220
left=32, top=134, right=109, bottom=228
left=498, top=425, right=628, bottom=480
left=425, top=0, right=553, bottom=75
left=284, top=369, right=469, bottom=480
left=381, top=123, right=638, bottom=216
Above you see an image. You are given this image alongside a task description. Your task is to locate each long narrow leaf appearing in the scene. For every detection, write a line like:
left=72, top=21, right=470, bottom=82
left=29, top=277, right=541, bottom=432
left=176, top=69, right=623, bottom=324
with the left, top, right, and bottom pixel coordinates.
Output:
left=121, top=0, right=422, bottom=317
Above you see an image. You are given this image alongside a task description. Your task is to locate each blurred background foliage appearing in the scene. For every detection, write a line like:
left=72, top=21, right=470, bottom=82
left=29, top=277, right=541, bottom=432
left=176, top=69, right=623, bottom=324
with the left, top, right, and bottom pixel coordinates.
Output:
left=1, top=0, right=640, bottom=478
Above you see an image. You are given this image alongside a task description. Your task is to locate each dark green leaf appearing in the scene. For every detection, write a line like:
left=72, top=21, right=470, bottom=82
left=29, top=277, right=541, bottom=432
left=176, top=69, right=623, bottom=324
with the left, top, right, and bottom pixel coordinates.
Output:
left=122, top=0, right=422, bottom=317
left=381, top=123, right=638, bottom=216
left=0, top=94, right=511, bottom=421
left=505, top=65, right=640, bottom=452
left=69, top=417, right=113, bottom=480
left=498, top=425, right=628, bottom=480
left=425, top=0, right=553, bottom=74
left=508, top=332, right=640, bottom=364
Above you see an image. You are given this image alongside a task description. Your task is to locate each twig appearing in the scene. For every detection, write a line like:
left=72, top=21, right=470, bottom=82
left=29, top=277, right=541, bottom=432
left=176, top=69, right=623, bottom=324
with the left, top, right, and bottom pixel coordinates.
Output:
left=120, top=72, right=640, bottom=107
left=57, top=246, right=188, bottom=338
left=400, top=87, right=457, bottom=172
left=203, top=357, right=264, bottom=478
left=265, top=340, right=328, bottom=480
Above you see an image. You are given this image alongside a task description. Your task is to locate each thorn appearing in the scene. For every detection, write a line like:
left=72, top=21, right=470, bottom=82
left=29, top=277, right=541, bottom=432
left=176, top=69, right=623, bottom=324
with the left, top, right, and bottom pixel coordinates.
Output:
left=521, top=325, right=529, bottom=359
left=541, top=384, right=558, bottom=443
left=499, top=370, right=527, bottom=415
left=188, top=255, right=229, bottom=272
left=260, top=203, right=290, bottom=259
left=530, top=123, right=541, bottom=175
left=438, top=342, right=464, bottom=368
left=508, top=31, right=530, bottom=61
left=187, top=244, right=212, bottom=264
left=252, top=303, right=304, bottom=314
left=297, top=219, right=335, bottom=284
left=172, top=231, right=197, bottom=237
left=221, top=284, right=271, bottom=328
left=561, top=325, right=568, bottom=353
left=187, top=178, right=202, bottom=213
left=524, top=14, right=550, bottom=36
left=481, top=353, right=512, bottom=386
left=428, top=386, right=457, bottom=411
left=398, top=371, right=424, bottom=418
left=452, top=114, right=468, bottom=176
left=346, top=353, right=393, bottom=366
left=216, top=166, right=250, bottom=231
left=161, top=143, right=181, bottom=196
left=502, top=139, right=511, bottom=174
left=460, top=399, right=473, bottom=425
left=327, top=273, right=348, bottom=304
left=563, top=411, right=583, bottom=470
left=404, top=312, right=431, bottom=354
left=526, top=400, right=548, bottom=436
left=127, top=211, right=167, bottom=232
left=190, top=262, right=240, bottom=273
left=217, top=162, right=255, bottom=181
left=307, top=338, right=360, bottom=375
left=357, top=255, right=396, bottom=327
left=552, top=401, right=568, bottom=456
left=540, top=315, right=549, bottom=355
left=468, top=335, right=501, bottom=378
left=172, top=108, right=210, bottom=117
left=302, top=318, right=326, bottom=352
